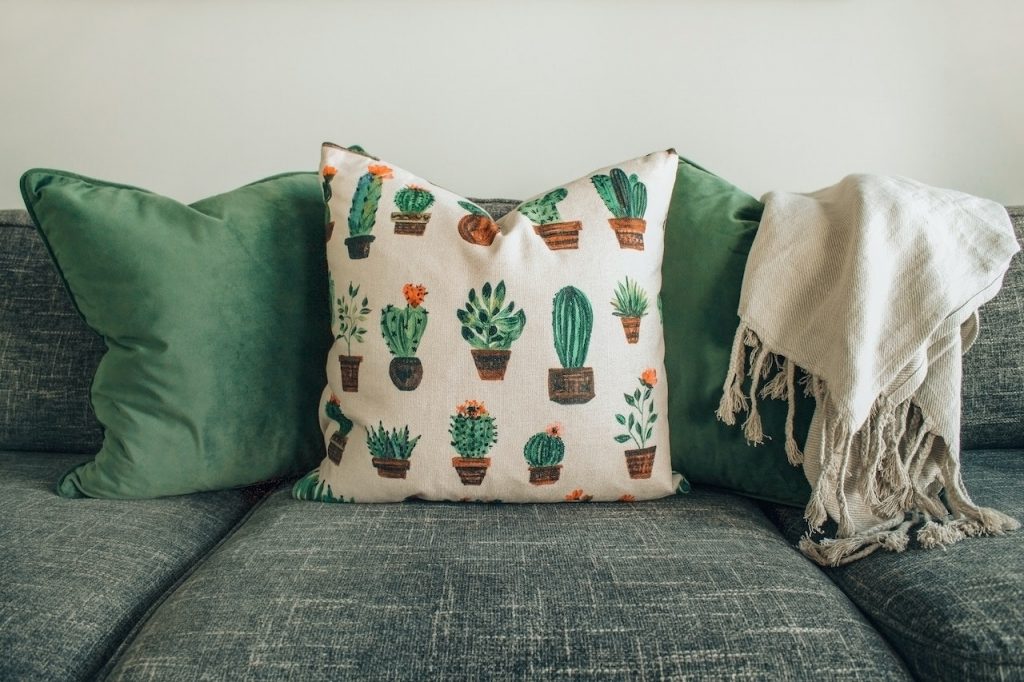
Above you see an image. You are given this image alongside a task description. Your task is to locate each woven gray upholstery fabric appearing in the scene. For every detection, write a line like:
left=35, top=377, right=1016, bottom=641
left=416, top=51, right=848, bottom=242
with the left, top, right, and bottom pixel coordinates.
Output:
left=0, top=210, right=105, bottom=453
left=0, top=450, right=257, bottom=681
left=106, top=489, right=909, bottom=680
left=763, top=449, right=1024, bottom=681
left=962, top=206, right=1024, bottom=449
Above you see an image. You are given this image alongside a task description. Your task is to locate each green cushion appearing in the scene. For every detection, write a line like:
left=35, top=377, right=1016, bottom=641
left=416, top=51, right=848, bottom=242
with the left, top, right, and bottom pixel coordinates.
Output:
left=20, top=170, right=331, bottom=498
left=662, top=158, right=812, bottom=506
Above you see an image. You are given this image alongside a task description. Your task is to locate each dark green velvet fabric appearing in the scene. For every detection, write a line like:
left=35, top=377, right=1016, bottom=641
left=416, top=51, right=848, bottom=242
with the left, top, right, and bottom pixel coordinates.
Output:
left=662, top=158, right=812, bottom=507
left=20, top=170, right=331, bottom=498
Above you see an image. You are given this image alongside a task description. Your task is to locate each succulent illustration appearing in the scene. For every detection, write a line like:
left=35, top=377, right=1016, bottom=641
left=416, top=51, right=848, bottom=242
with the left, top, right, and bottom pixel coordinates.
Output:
left=450, top=400, right=497, bottom=458
left=381, top=284, right=429, bottom=358
left=518, top=188, right=568, bottom=226
left=611, top=277, right=649, bottom=318
left=591, top=168, right=648, bottom=219
left=457, top=281, right=526, bottom=350
left=615, top=369, right=658, bottom=449
left=348, top=164, right=392, bottom=237
left=552, top=286, right=593, bottom=369
left=523, top=424, right=566, bottom=467
left=366, top=422, right=420, bottom=460
left=394, top=185, right=435, bottom=214
left=293, top=470, right=351, bottom=503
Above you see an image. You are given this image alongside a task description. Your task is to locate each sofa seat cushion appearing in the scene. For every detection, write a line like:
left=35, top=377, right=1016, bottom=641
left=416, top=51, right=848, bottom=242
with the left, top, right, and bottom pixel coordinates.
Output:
left=0, top=451, right=258, bottom=681
left=764, top=449, right=1024, bottom=681
left=105, top=489, right=908, bottom=680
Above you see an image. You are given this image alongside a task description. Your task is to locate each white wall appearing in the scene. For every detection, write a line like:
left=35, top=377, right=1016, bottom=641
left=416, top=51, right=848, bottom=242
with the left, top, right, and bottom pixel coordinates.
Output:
left=1, top=0, right=1022, bottom=208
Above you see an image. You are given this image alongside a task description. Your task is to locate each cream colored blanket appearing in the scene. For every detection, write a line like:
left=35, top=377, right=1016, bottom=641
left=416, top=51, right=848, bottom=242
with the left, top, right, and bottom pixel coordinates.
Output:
left=718, top=174, right=1020, bottom=565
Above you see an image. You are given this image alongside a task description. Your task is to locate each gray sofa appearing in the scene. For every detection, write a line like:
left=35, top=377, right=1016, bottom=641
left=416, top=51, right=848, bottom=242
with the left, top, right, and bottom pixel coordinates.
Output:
left=1, top=202, right=1021, bottom=681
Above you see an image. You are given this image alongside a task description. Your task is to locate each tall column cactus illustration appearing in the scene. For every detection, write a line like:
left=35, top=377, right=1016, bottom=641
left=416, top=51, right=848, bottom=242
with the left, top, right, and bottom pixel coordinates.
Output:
left=366, top=422, right=420, bottom=479
left=548, top=286, right=595, bottom=404
left=591, top=168, right=649, bottom=250
left=325, top=394, right=353, bottom=464
left=456, top=280, right=526, bottom=380
left=523, top=423, right=566, bottom=485
left=457, top=200, right=498, bottom=246
left=610, top=277, right=649, bottom=344
left=322, top=164, right=337, bottom=242
left=380, top=284, right=429, bottom=391
left=614, top=369, right=659, bottom=479
left=449, top=400, right=498, bottom=485
left=335, top=278, right=370, bottom=392
left=345, top=163, right=393, bottom=259
left=391, top=184, right=435, bottom=235
left=518, top=188, right=582, bottom=250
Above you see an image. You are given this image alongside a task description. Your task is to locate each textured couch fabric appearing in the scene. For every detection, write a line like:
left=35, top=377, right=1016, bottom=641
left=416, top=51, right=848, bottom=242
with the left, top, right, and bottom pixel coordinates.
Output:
left=0, top=451, right=258, bottom=681
left=764, top=449, right=1024, bottom=682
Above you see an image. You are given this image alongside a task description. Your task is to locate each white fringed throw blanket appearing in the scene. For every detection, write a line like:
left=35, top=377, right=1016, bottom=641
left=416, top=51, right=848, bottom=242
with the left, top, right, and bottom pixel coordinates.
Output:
left=718, top=174, right=1021, bottom=566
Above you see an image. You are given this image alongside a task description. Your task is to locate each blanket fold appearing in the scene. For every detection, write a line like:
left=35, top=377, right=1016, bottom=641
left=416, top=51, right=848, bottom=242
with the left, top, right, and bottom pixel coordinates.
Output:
left=719, top=174, right=1020, bottom=566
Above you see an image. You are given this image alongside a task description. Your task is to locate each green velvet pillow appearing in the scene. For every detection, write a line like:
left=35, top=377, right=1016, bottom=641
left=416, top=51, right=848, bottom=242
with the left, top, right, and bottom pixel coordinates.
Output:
left=20, top=169, right=330, bottom=498
left=663, top=158, right=812, bottom=507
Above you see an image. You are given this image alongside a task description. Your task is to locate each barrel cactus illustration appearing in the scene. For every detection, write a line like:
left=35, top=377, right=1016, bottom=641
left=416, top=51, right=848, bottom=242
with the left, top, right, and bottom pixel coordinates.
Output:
left=392, top=184, right=435, bottom=235
left=450, top=400, right=498, bottom=485
left=518, top=188, right=582, bottom=250
left=524, top=423, right=566, bottom=485
left=381, top=284, right=429, bottom=391
left=548, top=286, right=595, bottom=404
left=591, top=168, right=648, bottom=250
left=345, top=163, right=392, bottom=258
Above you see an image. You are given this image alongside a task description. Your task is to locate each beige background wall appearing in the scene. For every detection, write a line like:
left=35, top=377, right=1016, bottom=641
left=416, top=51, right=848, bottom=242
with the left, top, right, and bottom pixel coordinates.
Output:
left=1, top=0, right=1021, bottom=207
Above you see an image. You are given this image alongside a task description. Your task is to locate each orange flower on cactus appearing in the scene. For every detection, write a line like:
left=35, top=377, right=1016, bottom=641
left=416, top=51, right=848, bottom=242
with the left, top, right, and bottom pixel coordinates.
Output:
left=403, top=283, right=428, bottom=308
left=565, top=489, right=593, bottom=502
left=545, top=422, right=563, bottom=438
left=367, top=164, right=394, bottom=179
left=640, top=368, right=658, bottom=388
left=322, top=165, right=338, bottom=179
left=618, top=494, right=637, bottom=503
left=456, top=400, right=488, bottom=418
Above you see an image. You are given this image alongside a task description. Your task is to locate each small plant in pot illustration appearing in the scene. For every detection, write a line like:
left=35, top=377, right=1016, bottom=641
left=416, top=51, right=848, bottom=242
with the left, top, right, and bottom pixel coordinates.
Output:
left=457, top=200, right=498, bottom=246
left=324, top=394, right=353, bottom=465
left=322, top=165, right=337, bottom=242
left=335, top=278, right=370, bottom=392
left=591, top=168, right=648, bottom=250
left=524, top=423, right=565, bottom=485
left=391, top=185, right=435, bottom=235
left=615, top=369, right=659, bottom=479
left=519, top=188, right=582, bottom=250
left=346, top=163, right=393, bottom=259
left=381, top=284, right=429, bottom=391
left=548, top=286, right=595, bottom=404
left=366, top=422, right=420, bottom=479
left=456, top=280, right=526, bottom=380
left=611, top=277, right=649, bottom=344
left=449, top=400, right=497, bottom=485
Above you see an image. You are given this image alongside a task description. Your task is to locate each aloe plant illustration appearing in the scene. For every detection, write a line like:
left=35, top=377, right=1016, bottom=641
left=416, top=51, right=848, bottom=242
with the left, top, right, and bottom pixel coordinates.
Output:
left=345, top=163, right=392, bottom=258
left=591, top=168, right=649, bottom=250
left=293, top=469, right=352, bottom=503
left=548, top=286, right=595, bottom=404
left=615, top=369, right=659, bottom=479
left=518, top=188, right=581, bottom=250
left=322, top=164, right=337, bottom=241
left=456, top=280, right=526, bottom=380
left=449, top=400, right=498, bottom=485
left=457, top=200, right=498, bottom=246
left=381, top=284, right=429, bottom=391
left=611, top=277, right=649, bottom=344
left=523, top=423, right=565, bottom=485
left=325, top=394, right=353, bottom=464
left=392, top=184, right=435, bottom=235
left=366, top=422, right=420, bottom=479
left=335, top=279, right=370, bottom=392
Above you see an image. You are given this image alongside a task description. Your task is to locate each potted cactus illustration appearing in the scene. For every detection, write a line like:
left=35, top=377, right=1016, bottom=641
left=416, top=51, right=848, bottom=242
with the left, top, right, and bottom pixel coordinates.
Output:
left=381, top=284, right=429, bottom=391
left=366, top=422, right=420, bottom=479
left=611, top=277, right=649, bottom=344
left=391, top=184, right=435, bottom=235
left=518, top=188, right=582, bottom=250
left=345, top=163, right=392, bottom=259
left=614, top=369, right=659, bottom=479
left=334, top=278, right=370, bottom=392
left=457, top=200, right=498, bottom=246
left=324, top=394, right=353, bottom=464
left=322, top=165, right=337, bottom=242
left=449, top=400, right=497, bottom=485
left=591, top=168, right=648, bottom=250
left=293, top=469, right=351, bottom=503
left=548, top=286, right=595, bottom=404
left=524, top=423, right=565, bottom=485
left=456, top=280, right=526, bottom=380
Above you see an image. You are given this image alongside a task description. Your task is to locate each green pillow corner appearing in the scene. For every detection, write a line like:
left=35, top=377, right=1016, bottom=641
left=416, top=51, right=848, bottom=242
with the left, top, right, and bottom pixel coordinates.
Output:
left=20, top=168, right=332, bottom=499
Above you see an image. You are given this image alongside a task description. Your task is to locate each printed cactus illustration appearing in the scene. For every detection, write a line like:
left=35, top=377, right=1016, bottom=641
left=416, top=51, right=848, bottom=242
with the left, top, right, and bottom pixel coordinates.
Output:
left=591, top=168, right=649, bottom=250
left=456, top=280, right=527, bottom=380
left=564, top=489, right=593, bottom=502
left=322, top=165, right=337, bottom=241
left=392, top=184, right=435, bottom=235
left=450, top=400, right=498, bottom=485
left=366, top=422, right=420, bottom=479
left=457, top=200, right=498, bottom=246
left=548, top=286, right=595, bottom=404
left=345, top=163, right=392, bottom=258
left=524, top=423, right=566, bottom=485
left=611, top=277, right=649, bottom=344
left=293, top=469, right=352, bottom=503
left=615, top=369, right=659, bottom=479
left=335, top=278, right=370, bottom=392
left=381, top=284, right=429, bottom=390
left=518, top=188, right=582, bottom=250
left=325, top=394, right=353, bottom=464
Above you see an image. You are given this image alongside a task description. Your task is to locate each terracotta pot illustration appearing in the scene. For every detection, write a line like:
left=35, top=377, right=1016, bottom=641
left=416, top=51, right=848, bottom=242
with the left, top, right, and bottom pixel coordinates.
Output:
left=327, top=432, right=347, bottom=465
left=548, top=367, right=595, bottom=404
left=389, top=357, right=423, bottom=391
left=325, top=221, right=335, bottom=242
left=534, top=220, right=583, bottom=250
left=529, top=464, right=562, bottom=485
left=470, top=349, right=511, bottom=380
left=338, top=355, right=363, bottom=392
left=452, top=456, right=491, bottom=485
left=608, top=218, right=647, bottom=251
left=458, top=214, right=498, bottom=246
left=372, top=457, right=411, bottom=479
left=624, top=446, right=657, bottom=479
left=344, top=235, right=375, bottom=259
left=620, top=317, right=641, bottom=344
left=391, top=212, right=431, bottom=236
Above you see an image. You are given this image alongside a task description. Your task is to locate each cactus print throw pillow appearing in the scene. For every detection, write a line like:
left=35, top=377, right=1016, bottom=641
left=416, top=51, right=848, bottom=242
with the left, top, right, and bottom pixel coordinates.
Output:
left=295, top=144, right=683, bottom=503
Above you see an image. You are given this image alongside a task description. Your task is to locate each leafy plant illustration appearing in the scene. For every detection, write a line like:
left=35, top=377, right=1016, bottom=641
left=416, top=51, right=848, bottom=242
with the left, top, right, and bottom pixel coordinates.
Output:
left=366, top=422, right=420, bottom=460
left=553, top=286, right=593, bottom=369
left=523, top=423, right=566, bottom=467
left=348, top=164, right=393, bottom=237
left=449, top=400, right=497, bottom=458
left=381, top=284, right=429, bottom=358
left=518, top=188, right=568, bottom=226
left=394, top=185, right=435, bottom=214
left=591, top=168, right=648, bottom=219
left=611, top=277, right=649, bottom=319
left=457, top=281, right=526, bottom=350
left=615, top=369, right=658, bottom=449
left=336, top=281, right=370, bottom=355
left=293, top=469, right=352, bottom=503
